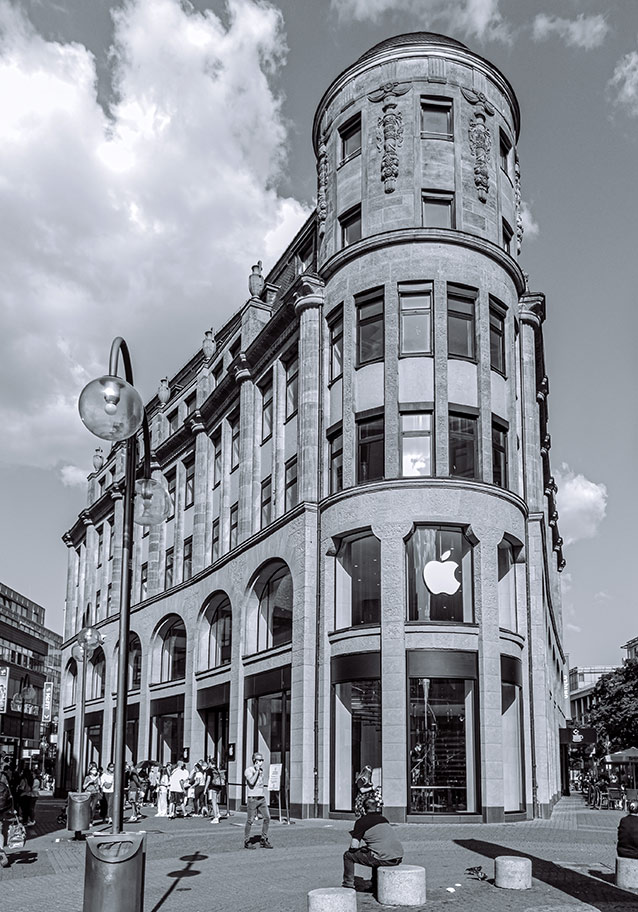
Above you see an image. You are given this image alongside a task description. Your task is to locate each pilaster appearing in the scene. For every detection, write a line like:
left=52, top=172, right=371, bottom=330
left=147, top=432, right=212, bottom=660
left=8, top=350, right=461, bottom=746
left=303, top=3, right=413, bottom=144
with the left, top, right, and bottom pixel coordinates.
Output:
left=190, top=411, right=209, bottom=574
left=63, top=534, right=77, bottom=641
left=519, top=293, right=545, bottom=512
left=294, top=277, right=324, bottom=502
left=109, top=489, right=124, bottom=617
left=235, top=355, right=255, bottom=542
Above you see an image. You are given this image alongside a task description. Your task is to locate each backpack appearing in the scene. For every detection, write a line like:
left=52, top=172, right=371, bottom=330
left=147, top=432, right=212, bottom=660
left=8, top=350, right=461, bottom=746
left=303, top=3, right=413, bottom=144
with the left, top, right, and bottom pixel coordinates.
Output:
left=0, top=777, right=12, bottom=813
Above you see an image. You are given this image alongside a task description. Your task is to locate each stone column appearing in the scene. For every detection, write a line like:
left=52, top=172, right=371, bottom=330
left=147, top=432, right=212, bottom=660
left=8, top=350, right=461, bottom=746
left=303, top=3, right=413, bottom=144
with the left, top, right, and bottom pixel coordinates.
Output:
left=294, top=277, right=324, bottom=502
left=63, top=534, right=77, bottom=641
left=433, top=279, right=449, bottom=476
left=235, top=355, right=255, bottom=542
left=519, top=294, right=545, bottom=511
left=190, top=411, right=209, bottom=574
left=147, top=471, right=163, bottom=597
left=109, top=489, right=124, bottom=617
left=80, top=511, right=95, bottom=628
left=272, top=361, right=286, bottom=518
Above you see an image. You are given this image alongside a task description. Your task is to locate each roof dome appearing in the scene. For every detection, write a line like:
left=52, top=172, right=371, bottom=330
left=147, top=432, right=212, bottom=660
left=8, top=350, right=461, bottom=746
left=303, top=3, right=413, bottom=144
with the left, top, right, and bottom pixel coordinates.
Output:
left=356, top=32, right=468, bottom=65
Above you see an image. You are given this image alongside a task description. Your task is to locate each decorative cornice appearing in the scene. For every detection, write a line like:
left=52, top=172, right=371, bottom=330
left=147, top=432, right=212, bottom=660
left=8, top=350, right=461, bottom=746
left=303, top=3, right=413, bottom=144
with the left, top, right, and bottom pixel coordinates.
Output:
left=80, top=510, right=93, bottom=528
left=319, top=227, right=526, bottom=294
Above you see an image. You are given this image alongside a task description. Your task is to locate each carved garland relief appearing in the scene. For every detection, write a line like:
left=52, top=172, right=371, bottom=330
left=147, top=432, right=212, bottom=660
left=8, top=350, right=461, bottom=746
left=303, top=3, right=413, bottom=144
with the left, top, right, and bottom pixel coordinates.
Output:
left=514, top=152, right=524, bottom=255
left=368, top=81, right=410, bottom=194
left=461, top=87, right=495, bottom=203
left=316, top=130, right=328, bottom=237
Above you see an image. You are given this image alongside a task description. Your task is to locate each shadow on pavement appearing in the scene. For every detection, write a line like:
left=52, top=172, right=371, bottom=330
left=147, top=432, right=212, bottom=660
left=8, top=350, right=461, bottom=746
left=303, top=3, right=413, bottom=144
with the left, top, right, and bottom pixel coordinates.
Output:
left=455, top=838, right=638, bottom=910
left=149, top=852, right=208, bottom=912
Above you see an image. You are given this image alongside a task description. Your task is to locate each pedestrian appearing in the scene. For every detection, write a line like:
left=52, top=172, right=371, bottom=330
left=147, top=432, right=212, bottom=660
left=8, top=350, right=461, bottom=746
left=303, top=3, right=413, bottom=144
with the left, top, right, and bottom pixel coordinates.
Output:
left=125, top=763, right=142, bottom=822
left=168, top=760, right=189, bottom=819
left=100, top=763, right=115, bottom=824
left=354, top=765, right=383, bottom=817
left=207, top=756, right=223, bottom=823
left=82, top=763, right=101, bottom=823
left=148, top=765, right=159, bottom=806
left=618, top=800, right=638, bottom=858
left=342, top=795, right=404, bottom=890
left=16, top=767, right=34, bottom=825
left=192, top=762, right=206, bottom=815
left=0, top=766, right=14, bottom=868
left=26, top=767, right=40, bottom=826
left=156, top=766, right=169, bottom=817
left=243, top=752, right=272, bottom=849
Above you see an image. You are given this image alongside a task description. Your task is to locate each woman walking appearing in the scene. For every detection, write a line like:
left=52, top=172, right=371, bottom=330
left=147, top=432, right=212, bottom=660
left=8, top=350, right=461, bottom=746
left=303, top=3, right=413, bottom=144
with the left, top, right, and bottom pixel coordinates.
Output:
left=156, top=766, right=169, bottom=817
left=82, top=763, right=101, bottom=824
left=100, top=763, right=115, bottom=824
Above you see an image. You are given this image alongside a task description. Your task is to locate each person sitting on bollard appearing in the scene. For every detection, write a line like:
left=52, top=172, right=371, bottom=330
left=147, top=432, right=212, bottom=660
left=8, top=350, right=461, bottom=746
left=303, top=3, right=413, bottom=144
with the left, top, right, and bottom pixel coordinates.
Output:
left=342, top=795, right=404, bottom=891
left=617, top=800, right=638, bottom=858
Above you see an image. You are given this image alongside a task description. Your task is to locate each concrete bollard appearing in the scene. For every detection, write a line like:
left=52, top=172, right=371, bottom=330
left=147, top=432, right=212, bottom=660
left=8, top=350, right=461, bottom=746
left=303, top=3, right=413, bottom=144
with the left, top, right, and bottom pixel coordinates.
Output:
left=494, top=855, right=532, bottom=890
left=307, top=887, right=357, bottom=912
left=616, top=857, right=638, bottom=890
left=377, top=865, right=426, bottom=906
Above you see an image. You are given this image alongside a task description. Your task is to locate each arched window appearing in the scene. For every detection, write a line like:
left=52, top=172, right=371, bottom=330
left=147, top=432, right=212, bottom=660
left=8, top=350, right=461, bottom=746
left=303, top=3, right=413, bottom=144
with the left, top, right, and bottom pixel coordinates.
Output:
left=65, top=659, right=77, bottom=706
left=256, top=565, right=293, bottom=652
left=88, top=647, right=105, bottom=700
left=203, top=595, right=232, bottom=669
left=129, top=633, right=142, bottom=690
left=335, top=532, right=381, bottom=629
left=159, top=618, right=187, bottom=681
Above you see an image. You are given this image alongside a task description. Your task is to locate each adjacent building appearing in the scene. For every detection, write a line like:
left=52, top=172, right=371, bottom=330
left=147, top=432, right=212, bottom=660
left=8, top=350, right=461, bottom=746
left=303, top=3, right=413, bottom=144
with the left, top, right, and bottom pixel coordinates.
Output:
left=0, top=582, right=62, bottom=770
left=60, top=32, right=567, bottom=821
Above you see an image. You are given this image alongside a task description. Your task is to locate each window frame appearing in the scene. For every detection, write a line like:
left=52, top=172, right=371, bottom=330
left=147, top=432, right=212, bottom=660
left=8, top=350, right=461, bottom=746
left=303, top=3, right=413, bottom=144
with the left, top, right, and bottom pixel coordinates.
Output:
left=355, top=287, right=384, bottom=368
left=229, top=502, right=238, bottom=550
left=166, top=469, right=176, bottom=519
left=422, top=190, right=455, bottom=229
left=261, top=379, right=273, bottom=443
left=339, top=113, right=362, bottom=164
left=449, top=411, right=479, bottom=480
left=502, top=219, right=513, bottom=255
left=211, top=518, right=220, bottom=564
left=489, top=302, right=506, bottom=376
left=284, top=457, right=298, bottom=512
left=356, top=412, right=385, bottom=484
left=492, top=419, right=508, bottom=489
left=212, top=432, right=222, bottom=487
left=260, top=476, right=272, bottom=529
left=285, top=351, right=299, bottom=420
left=499, top=129, right=512, bottom=179
left=329, top=428, right=344, bottom=495
left=447, top=286, right=477, bottom=362
left=182, top=537, right=193, bottom=582
left=399, top=281, right=433, bottom=356
left=165, top=547, right=174, bottom=589
left=183, top=457, right=195, bottom=509
left=329, top=311, right=344, bottom=383
left=167, top=409, right=178, bottom=435
left=400, top=411, right=433, bottom=478
left=406, top=524, right=475, bottom=624
left=339, top=204, right=362, bottom=248
left=229, top=413, right=240, bottom=471
left=184, top=392, right=196, bottom=417
left=334, top=531, right=381, bottom=630
left=140, top=563, right=148, bottom=601
left=420, top=96, right=453, bottom=140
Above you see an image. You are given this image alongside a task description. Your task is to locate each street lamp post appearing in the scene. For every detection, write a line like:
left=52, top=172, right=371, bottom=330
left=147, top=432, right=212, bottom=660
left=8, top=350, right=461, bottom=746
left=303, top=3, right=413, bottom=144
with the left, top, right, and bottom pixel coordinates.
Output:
left=79, top=337, right=171, bottom=834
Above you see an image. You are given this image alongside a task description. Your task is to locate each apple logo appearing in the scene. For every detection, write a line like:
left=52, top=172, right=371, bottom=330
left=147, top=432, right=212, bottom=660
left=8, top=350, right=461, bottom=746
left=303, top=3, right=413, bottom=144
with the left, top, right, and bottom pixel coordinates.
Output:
left=423, top=550, right=461, bottom=595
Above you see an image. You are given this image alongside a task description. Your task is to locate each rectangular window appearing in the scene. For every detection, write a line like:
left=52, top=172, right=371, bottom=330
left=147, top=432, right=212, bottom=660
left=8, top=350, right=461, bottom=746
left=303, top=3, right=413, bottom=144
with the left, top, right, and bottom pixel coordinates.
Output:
left=285, top=352, right=299, bottom=419
left=447, top=288, right=476, bottom=360
left=212, top=363, right=223, bottom=387
left=95, top=589, right=101, bottom=618
left=356, top=288, right=384, bottom=366
left=492, top=421, right=508, bottom=488
left=184, top=393, right=196, bottom=417
left=499, top=129, right=512, bottom=177
left=260, top=476, right=272, bottom=529
left=329, top=313, right=343, bottom=382
left=339, top=113, right=362, bottom=162
left=108, top=518, right=114, bottom=560
left=261, top=380, right=273, bottom=442
left=401, top=413, right=432, bottom=477
left=107, top=583, right=113, bottom=615
left=184, top=457, right=195, bottom=509
left=421, top=97, right=453, bottom=139
left=167, top=410, right=178, bottom=435
left=211, top=519, right=220, bottom=563
left=230, top=413, right=240, bottom=470
left=329, top=429, right=343, bottom=494
left=340, top=205, right=362, bottom=247
left=502, top=219, right=513, bottom=255
left=489, top=305, right=506, bottom=375
left=285, top=458, right=298, bottom=512
left=166, top=469, right=176, bottom=518
left=182, top=538, right=193, bottom=582
left=449, top=413, right=478, bottom=479
left=297, top=238, right=314, bottom=274
left=96, top=526, right=104, bottom=567
left=140, top=563, right=148, bottom=601
left=165, top=548, right=174, bottom=589
left=357, top=414, right=384, bottom=483
left=212, top=433, right=222, bottom=486
left=422, top=191, right=454, bottom=229
left=229, top=503, right=238, bottom=550
left=399, top=282, right=432, bottom=355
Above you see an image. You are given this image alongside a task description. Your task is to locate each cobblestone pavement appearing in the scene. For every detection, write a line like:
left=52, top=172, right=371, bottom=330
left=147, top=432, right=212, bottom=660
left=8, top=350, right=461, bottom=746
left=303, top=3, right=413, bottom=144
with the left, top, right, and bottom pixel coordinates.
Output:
left=0, top=795, right=636, bottom=912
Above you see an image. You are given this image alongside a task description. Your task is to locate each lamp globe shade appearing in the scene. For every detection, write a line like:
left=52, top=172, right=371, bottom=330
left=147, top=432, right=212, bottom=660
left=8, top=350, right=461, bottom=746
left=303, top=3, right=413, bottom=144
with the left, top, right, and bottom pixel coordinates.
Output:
left=78, top=626, right=101, bottom=653
left=79, top=375, right=144, bottom=441
left=133, top=477, right=173, bottom=525
left=71, top=643, right=86, bottom=663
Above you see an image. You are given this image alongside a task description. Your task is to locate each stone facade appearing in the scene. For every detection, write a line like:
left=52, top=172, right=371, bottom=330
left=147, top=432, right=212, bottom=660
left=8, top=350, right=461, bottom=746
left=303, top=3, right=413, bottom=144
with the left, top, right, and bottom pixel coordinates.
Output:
left=59, top=33, right=566, bottom=822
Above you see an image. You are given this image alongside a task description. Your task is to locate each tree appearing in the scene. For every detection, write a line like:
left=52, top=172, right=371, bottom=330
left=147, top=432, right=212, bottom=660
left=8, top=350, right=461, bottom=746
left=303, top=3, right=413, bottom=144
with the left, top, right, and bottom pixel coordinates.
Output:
left=589, top=660, right=638, bottom=754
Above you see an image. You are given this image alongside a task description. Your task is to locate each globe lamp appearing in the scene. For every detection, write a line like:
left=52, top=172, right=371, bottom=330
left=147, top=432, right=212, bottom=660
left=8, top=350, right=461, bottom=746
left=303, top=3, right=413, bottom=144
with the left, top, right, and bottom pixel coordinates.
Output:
left=79, top=375, right=144, bottom=441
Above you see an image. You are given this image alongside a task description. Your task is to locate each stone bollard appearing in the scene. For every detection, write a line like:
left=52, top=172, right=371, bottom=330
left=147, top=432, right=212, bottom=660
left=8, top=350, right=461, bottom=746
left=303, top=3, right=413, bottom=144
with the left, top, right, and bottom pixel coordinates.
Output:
left=616, top=857, right=638, bottom=890
left=377, top=864, right=426, bottom=906
left=307, top=887, right=357, bottom=912
left=494, top=855, right=532, bottom=890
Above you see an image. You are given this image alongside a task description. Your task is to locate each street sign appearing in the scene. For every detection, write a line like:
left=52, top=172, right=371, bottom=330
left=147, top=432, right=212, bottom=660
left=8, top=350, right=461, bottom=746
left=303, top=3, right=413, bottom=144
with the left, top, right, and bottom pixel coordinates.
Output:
left=0, top=667, right=8, bottom=714
left=560, top=726, right=596, bottom=745
left=10, top=696, right=39, bottom=716
left=268, top=763, right=282, bottom=792
left=42, top=682, right=53, bottom=723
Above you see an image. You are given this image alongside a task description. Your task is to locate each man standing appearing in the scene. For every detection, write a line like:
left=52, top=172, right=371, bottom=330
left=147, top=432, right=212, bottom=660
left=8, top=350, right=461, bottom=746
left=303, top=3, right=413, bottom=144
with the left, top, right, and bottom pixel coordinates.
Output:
left=342, top=795, right=403, bottom=890
left=168, top=760, right=189, bottom=819
left=243, top=752, right=273, bottom=849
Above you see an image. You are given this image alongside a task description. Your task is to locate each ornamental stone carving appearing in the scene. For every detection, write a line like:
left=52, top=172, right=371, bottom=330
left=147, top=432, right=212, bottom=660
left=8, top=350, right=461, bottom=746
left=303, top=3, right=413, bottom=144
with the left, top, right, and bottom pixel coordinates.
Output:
left=368, top=82, right=410, bottom=194
left=461, top=87, right=495, bottom=203
left=248, top=261, right=264, bottom=298
left=316, top=131, right=328, bottom=237
left=515, top=153, right=523, bottom=255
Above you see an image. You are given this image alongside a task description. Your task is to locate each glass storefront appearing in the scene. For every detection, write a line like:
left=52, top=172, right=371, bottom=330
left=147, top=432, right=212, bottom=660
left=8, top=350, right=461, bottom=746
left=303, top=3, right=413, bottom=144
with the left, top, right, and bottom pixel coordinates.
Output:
left=406, top=526, right=473, bottom=622
left=501, top=655, right=525, bottom=812
left=203, top=706, right=229, bottom=766
left=333, top=679, right=381, bottom=811
left=151, top=712, right=183, bottom=765
left=244, top=666, right=290, bottom=810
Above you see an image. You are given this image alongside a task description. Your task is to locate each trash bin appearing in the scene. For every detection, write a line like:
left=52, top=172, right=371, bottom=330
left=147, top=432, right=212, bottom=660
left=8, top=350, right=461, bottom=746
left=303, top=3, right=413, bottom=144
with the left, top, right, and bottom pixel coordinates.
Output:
left=67, top=792, right=92, bottom=833
left=84, top=832, right=146, bottom=912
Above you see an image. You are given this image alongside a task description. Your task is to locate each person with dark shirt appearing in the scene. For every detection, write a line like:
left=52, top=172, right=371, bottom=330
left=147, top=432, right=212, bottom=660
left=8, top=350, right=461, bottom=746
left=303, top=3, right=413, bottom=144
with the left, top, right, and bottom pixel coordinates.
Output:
left=618, top=801, right=638, bottom=858
left=342, top=795, right=403, bottom=889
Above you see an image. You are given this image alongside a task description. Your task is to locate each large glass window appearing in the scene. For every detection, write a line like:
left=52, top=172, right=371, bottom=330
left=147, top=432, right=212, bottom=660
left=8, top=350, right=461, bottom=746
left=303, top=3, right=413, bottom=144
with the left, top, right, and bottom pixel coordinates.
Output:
left=329, top=429, right=343, bottom=494
left=245, top=689, right=289, bottom=810
left=333, top=680, right=381, bottom=811
left=502, top=682, right=524, bottom=811
left=490, top=305, right=506, bottom=374
left=164, top=548, right=174, bottom=589
left=261, top=380, right=273, bottom=442
left=356, top=289, right=384, bottom=366
left=256, top=565, right=293, bottom=651
left=183, top=537, right=193, bottom=582
left=406, top=525, right=473, bottom=623
left=88, top=647, right=105, bottom=700
left=284, top=458, right=298, bottom=511
left=357, top=415, right=384, bottom=483
left=335, top=532, right=381, bottom=629
left=330, top=314, right=343, bottom=382
left=492, top=422, right=508, bottom=488
left=205, top=596, right=232, bottom=668
left=449, top=414, right=478, bottom=478
left=285, top=353, right=299, bottom=419
left=498, top=540, right=517, bottom=631
left=400, top=283, right=432, bottom=355
left=128, top=633, right=142, bottom=690
left=159, top=618, right=187, bottom=681
left=230, top=414, right=240, bottom=471
left=401, top=413, right=432, bottom=477
left=409, top=677, right=477, bottom=813
left=447, top=288, right=476, bottom=360
left=261, top=476, right=272, bottom=528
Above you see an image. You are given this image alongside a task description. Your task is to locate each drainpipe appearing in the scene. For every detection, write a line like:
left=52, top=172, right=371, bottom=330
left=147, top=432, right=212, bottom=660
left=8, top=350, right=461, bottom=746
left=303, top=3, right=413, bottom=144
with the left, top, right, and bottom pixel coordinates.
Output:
left=312, top=294, right=324, bottom=819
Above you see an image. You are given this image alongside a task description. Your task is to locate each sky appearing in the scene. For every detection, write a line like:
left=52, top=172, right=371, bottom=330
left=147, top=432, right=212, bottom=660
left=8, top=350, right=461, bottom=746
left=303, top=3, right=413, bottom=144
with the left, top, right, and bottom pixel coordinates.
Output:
left=0, top=0, right=635, bottom=668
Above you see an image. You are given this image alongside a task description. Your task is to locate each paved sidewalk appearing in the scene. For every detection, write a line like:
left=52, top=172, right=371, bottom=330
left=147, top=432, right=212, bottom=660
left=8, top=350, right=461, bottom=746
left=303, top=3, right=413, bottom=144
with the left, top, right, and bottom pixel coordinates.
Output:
left=0, top=794, right=635, bottom=911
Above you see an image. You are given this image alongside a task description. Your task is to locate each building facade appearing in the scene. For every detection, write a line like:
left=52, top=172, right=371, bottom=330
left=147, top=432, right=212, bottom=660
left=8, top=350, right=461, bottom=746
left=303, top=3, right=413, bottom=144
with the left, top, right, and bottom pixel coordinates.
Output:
left=60, top=33, right=567, bottom=821
left=0, top=582, right=62, bottom=770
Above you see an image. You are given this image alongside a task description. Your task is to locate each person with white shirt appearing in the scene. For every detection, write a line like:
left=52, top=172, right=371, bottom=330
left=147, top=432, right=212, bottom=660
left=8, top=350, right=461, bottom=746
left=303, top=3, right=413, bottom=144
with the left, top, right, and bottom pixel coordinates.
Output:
left=168, top=761, right=189, bottom=819
left=243, top=752, right=273, bottom=849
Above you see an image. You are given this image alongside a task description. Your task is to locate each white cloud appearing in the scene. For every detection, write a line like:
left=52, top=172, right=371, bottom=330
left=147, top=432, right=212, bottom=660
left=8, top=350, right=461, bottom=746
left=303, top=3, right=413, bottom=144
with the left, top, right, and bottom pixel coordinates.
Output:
left=0, top=0, right=310, bottom=471
left=609, top=47, right=638, bottom=118
left=520, top=201, right=539, bottom=241
left=532, top=13, right=610, bottom=50
left=330, top=0, right=511, bottom=43
left=555, top=463, right=608, bottom=547
left=60, top=464, right=89, bottom=487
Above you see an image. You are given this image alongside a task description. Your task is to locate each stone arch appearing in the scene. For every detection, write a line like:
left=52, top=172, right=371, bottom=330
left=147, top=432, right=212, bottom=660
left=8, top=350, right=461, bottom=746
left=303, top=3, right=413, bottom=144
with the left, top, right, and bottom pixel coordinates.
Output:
left=64, top=658, right=78, bottom=706
left=245, top=559, right=293, bottom=655
left=198, top=591, right=232, bottom=671
left=152, top=613, right=187, bottom=682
